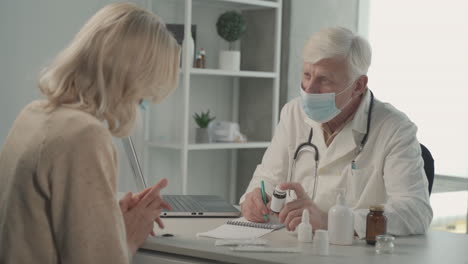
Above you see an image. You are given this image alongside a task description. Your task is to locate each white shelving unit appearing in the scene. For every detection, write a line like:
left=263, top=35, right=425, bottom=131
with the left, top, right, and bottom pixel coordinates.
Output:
left=142, top=0, right=282, bottom=203
left=189, top=68, right=278, bottom=78
left=148, top=141, right=270, bottom=150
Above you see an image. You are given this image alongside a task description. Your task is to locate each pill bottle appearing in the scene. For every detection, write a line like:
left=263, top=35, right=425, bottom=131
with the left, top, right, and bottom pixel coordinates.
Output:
left=365, top=205, right=387, bottom=245
left=270, top=186, right=287, bottom=213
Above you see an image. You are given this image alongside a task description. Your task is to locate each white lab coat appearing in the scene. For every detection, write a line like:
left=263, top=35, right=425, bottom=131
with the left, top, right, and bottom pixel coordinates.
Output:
left=240, top=90, right=433, bottom=237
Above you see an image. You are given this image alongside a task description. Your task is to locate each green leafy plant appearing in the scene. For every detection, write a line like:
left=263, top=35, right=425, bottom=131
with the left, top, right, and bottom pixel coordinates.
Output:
left=216, top=11, right=247, bottom=50
left=193, top=110, right=216, bottom=128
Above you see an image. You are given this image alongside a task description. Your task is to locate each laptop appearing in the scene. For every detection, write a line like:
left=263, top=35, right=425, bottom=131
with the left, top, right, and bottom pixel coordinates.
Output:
left=121, top=137, right=240, bottom=217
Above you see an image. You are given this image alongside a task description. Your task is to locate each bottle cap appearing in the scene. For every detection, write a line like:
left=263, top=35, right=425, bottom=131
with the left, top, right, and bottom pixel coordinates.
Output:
left=376, top=234, right=394, bottom=242
left=314, top=230, right=329, bottom=256
left=302, top=209, right=310, bottom=225
left=336, top=189, right=345, bottom=205
left=369, top=205, right=384, bottom=212
left=274, top=185, right=286, bottom=195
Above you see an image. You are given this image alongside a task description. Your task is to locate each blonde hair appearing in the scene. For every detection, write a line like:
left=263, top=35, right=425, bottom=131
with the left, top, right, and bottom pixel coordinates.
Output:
left=39, top=2, right=180, bottom=137
left=302, top=27, right=371, bottom=80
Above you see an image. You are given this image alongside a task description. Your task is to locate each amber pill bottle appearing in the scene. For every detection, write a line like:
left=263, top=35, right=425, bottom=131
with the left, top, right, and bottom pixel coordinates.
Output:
left=365, top=205, right=387, bottom=245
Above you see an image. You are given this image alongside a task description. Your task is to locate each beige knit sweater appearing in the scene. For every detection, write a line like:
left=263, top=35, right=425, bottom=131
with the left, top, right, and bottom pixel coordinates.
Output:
left=0, top=101, right=129, bottom=264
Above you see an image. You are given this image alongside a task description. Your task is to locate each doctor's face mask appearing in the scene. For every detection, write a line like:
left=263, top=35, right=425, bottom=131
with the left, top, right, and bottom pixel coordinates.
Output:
left=300, top=82, right=354, bottom=123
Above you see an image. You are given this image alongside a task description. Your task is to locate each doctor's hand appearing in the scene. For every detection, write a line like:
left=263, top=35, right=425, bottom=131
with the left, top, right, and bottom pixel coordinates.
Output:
left=119, top=178, right=171, bottom=255
left=278, top=182, right=328, bottom=231
left=241, top=187, right=271, bottom=223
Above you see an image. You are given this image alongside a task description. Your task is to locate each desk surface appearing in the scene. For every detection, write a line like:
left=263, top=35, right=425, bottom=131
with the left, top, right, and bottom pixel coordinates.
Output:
left=137, top=218, right=468, bottom=264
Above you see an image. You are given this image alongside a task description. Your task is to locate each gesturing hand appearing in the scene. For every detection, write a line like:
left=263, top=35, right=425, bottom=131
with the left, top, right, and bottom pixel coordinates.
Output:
left=119, top=178, right=171, bottom=255
left=278, top=182, right=327, bottom=231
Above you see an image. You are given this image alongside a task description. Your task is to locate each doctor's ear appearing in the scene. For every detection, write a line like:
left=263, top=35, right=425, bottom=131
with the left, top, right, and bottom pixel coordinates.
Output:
left=353, top=75, right=368, bottom=96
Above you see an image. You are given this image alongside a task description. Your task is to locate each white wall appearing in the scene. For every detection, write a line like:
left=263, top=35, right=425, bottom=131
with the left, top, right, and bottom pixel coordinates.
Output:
left=366, top=0, right=468, bottom=178
left=286, top=0, right=359, bottom=100
left=0, top=0, right=147, bottom=192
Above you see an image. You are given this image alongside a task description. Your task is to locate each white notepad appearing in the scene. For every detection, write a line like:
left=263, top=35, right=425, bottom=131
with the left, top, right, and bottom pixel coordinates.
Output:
left=197, top=217, right=284, bottom=240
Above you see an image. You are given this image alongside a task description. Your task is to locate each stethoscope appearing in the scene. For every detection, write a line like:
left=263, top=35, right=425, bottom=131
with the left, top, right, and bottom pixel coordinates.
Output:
left=286, top=90, right=375, bottom=201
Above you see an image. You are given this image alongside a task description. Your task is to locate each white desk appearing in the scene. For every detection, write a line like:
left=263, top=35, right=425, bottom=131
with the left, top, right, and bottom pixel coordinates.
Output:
left=134, top=218, right=468, bottom=264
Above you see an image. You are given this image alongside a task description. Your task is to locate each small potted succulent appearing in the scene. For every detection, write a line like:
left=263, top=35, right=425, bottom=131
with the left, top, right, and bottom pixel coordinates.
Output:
left=193, top=110, right=216, bottom=143
left=216, top=11, right=247, bottom=71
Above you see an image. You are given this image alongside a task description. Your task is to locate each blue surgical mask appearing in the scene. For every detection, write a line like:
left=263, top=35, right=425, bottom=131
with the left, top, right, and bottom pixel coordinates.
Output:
left=300, top=84, right=353, bottom=123
left=139, top=99, right=150, bottom=111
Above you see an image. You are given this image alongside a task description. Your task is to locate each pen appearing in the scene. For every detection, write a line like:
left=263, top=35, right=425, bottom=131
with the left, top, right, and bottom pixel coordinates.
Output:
left=260, top=180, right=269, bottom=221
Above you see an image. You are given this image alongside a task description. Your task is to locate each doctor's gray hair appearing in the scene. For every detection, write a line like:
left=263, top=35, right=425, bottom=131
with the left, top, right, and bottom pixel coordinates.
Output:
left=302, top=27, right=372, bottom=80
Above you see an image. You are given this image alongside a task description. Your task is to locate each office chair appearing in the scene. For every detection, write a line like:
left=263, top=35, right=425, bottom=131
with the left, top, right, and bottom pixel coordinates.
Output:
left=420, top=144, right=434, bottom=195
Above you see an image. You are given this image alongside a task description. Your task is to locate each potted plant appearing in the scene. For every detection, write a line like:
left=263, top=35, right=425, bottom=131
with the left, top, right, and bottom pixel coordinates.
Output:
left=193, top=110, right=216, bottom=143
left=216, top=11, right=246, bottom=71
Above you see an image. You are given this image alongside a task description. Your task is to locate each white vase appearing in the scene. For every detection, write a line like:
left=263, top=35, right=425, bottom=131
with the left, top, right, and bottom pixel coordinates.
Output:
left=184, top=33, right=195, bottom=67
left=195, top=128, right=209, bottom=143
left=219, top=50, right=240, bottom=71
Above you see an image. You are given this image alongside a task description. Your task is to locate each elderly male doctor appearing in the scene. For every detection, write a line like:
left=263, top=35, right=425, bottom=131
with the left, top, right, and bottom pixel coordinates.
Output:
left=240, top=27, right=432, bottom=237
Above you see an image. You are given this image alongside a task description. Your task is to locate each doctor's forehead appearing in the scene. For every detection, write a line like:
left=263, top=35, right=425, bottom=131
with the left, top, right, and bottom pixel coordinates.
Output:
left=302, top=59, right=348, bottom=78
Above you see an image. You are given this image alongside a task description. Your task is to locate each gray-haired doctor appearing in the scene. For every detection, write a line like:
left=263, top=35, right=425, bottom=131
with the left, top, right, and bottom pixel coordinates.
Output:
left=239, top=27, right=432, bottom=238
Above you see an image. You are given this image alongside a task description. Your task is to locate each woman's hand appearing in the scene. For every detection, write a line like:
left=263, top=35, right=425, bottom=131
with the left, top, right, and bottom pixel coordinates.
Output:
left=119, top=178, right=171, bottom=255
left=278, top=182, right=328, bottom=231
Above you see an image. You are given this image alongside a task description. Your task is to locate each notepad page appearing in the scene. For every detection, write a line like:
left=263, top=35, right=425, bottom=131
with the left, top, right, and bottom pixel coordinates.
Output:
left=197, top=224, right=274, bottom=239
left=197, top=217, right=283, bottom=239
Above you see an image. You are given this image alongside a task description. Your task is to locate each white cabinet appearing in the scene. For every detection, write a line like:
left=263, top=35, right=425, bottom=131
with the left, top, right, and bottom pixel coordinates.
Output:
left=141, top=0, right=282, bottom=203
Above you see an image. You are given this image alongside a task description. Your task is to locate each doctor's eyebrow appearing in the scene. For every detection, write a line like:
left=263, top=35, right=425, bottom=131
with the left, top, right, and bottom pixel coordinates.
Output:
left=316, top=75, right=334, bottom=84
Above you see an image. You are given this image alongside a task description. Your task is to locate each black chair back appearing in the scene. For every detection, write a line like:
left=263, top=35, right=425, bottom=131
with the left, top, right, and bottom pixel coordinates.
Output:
left=420, top=144, right=434, bottom=195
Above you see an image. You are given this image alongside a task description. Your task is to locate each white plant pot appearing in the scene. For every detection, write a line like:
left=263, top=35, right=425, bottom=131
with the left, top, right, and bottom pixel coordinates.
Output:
left=219, top=50, right=240, bottom=71
left=195, top=128, right=210, bottom=143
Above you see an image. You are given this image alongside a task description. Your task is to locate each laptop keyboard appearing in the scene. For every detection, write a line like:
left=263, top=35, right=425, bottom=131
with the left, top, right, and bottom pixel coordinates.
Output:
left=163, top=195, right=206, bottom=212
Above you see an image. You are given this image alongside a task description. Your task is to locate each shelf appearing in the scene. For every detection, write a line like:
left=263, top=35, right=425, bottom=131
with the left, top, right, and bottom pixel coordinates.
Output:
left=188, top=141, right=270, bottom=150
left=146, top=141, right=270, bottom=150
left=193, top=0, right=280, bottom=10
left=188, top=68, right=278, bottom=78
left=146, top=142, right=183, bottom=150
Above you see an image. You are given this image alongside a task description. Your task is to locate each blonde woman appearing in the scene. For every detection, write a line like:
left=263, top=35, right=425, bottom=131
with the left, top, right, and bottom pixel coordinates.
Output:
left=0, top=3, right=180, bottom=263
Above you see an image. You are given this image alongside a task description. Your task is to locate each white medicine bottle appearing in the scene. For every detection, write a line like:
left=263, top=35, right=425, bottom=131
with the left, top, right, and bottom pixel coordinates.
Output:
left=298, top=209, right=313, bottom=242
left=328, top=190, right=354, bottom=245
left=270, top=186, right=287, bottom=213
